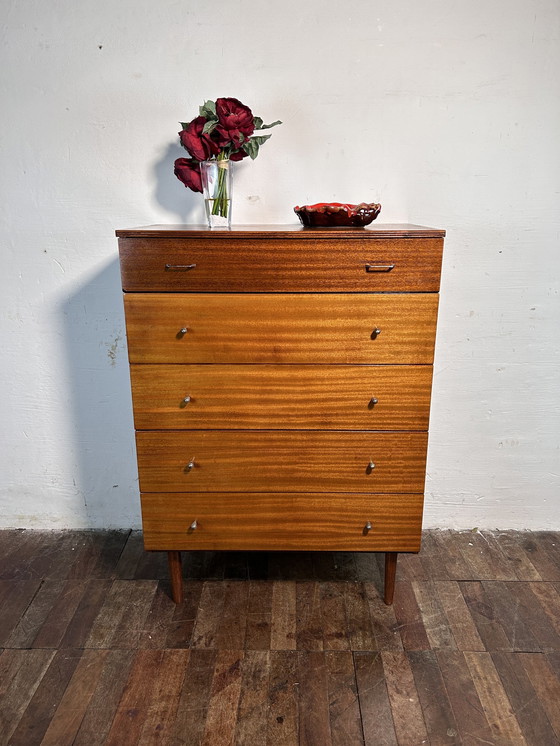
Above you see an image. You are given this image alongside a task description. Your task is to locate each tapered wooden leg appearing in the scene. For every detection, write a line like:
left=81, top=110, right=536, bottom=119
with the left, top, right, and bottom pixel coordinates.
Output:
left=384, top=552, right=398, bottom=605
left=168, top=551, right=183, bottom=604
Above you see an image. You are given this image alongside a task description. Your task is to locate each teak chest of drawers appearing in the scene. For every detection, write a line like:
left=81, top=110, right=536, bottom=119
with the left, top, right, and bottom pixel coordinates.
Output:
left=117, top=224, right=445, bottom=604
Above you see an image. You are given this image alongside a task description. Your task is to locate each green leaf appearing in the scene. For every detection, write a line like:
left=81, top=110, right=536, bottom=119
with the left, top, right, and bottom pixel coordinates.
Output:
left=243, top=139, right=260, bottom=160
left=249, top=134, right=272, bottom=146
left=199, top=100, right=216, bottom=118
left=253, top=116, right=264, bottom=129
left=202, top=119, right=218, bottom=135
left=179, top=122, right=190, bottom=129
left=259, top=120, right=282, bottom=130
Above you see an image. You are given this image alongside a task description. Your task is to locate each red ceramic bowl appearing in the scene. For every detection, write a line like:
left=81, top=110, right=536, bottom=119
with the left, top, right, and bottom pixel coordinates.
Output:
left=294, top=202, right=381, bottom=227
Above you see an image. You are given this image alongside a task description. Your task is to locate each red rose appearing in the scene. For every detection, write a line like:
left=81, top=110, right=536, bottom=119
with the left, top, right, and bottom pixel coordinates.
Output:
left=174, top=158, right=202, bottom=192
left=215, top=97, right=254, bottom=138
left=213, top=124, right=246, bottom=150
left=179, top=116, right=220, bottom=161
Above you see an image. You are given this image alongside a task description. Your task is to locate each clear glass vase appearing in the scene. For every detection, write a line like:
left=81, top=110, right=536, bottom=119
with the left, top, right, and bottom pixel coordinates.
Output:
left=200, top=159, right=233, bottom=229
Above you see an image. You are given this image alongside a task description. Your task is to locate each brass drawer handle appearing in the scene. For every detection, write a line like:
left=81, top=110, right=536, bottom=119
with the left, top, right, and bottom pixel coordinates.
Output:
left=371, top=327, right=382, bottom=340
left=365, top=263, right=395, bottom=273
left=185, top=458, right=195, bottom=471
left=366, top=460, right=376, bottom=474
left=369, top=397, right=379, bottom=408
left=189, top=520, right=198, bottom=530
left=178, top=327, right=188, bottom=336
left=364, top=521, right=373, bottom=534
left=180, top=395, right=192, bottom=407
left=165, top=263, right=197, bottom=271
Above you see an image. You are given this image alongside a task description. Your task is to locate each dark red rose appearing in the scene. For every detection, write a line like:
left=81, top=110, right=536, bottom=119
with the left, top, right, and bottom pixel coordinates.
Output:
left=174, top=158, right=202, bottom=192
left=215, top=97, right=254, bottom=138
left=179, top=116, right=220, bottom=161
left=229, top=148, right=249, bottom=161
left=213, top=124, right=246, bottom=150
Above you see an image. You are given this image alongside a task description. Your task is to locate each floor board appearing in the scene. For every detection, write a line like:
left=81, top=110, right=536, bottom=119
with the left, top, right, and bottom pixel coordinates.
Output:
left=0, top=529, right=559, bottom=745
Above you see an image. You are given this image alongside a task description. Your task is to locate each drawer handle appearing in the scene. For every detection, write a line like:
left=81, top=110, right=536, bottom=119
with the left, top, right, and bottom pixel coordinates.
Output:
left=364, top=521, right=373, bottom=533
left=367, top=460, right=376, bottom=474
left=365, top=263, right=395, bottom=273
left=178, top=327, right=188, bottom=337
left=371, top=327, right=382, bottom=340
left=165, top=263, right=197, bottom=271
left=180, top=395, right=192, bottom=407
left=185, top=458, right=196, bottom=471
left=189, top=520, right=198, bottom=530
left=368, top=397, right=379, bottom=408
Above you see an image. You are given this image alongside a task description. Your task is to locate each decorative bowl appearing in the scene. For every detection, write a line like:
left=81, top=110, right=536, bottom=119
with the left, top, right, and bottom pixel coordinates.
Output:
left=294, top=202, right=381, bottom=227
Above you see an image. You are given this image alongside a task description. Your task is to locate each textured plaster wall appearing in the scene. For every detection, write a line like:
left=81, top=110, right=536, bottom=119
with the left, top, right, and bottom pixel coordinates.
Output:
left=1, top=0, right=559, bottom=529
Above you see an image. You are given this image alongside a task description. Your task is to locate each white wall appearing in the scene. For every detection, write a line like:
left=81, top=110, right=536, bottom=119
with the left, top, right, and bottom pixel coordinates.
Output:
left=1, top=0, right=558, bottom=529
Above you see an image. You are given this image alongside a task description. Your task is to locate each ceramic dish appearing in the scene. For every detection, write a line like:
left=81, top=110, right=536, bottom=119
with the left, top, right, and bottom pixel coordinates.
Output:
left=294, top=202, right=382, bottom=227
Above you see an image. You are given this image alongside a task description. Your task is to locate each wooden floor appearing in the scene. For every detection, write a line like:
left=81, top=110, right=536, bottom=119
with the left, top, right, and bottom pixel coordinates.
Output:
left=1, top=530, right=560, bottom=745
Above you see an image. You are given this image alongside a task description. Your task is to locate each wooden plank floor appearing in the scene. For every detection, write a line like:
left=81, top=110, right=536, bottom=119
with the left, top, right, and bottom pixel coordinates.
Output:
left=1, top=530, right=560, bottom=745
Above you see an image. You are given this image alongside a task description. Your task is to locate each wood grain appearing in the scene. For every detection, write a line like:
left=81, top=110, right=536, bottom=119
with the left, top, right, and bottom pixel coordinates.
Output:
left=434, top=580, right=485, bottom=651
left=234, top=650, right=270, bottom=745
left=407, top=650, right=459, bottom=745
left=140, top=492, right=424, bottom=552
left=382, top=651, right=429, bottom=746
left=0, top=649, right=56, bottom=744
left=412, top=580, right=457, bottom=649
left=326, top=651, right=364, bottom=745
left=271, top=581, right=297, bottom=651
left=130, top=363, right=433, bottom=431
left=200, top=650, right=244, bottom=746
left=137, top=649, right=189, bottom=745
left=392, top=581, right=431, bottom=651
left=463, top=651, right=526, bottom=744
left=118, top=233, right=444, bottom=292
left=8, top=649, right=81, bottom=746
left=136, top=430, right=429, bottom=494
left=2, top=529, right=560, bottom=745
left=353, top=651, right=398, bottom=746
left=124, top=292, right=439, bottom=364
left=73, top=650, right=135, bottom=746
left=459, top=580, right=512, bottom=651
left=492, top=651, right=560, bottom=745
left=169, top=649, right=215, bottom=745
left=40, top=649, right=108, bottom=746
left=267, top=650, right=299, bottom=745
left=298, top=651, right=333, bottom=745
left=296, top=581, right=323, bottom=650
left=436, top=651, right=495, bottom=744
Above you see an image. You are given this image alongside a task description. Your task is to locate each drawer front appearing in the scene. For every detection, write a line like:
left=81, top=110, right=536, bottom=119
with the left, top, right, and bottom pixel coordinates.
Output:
left=141, top=492, right=423, bottom=551
left=124, top=293, right=439, bottom=364
left=130, top=364, right=433, bottom=431
left=119, top=236, right=443, bottom=293
left=135, top=431, right=428, bottom=493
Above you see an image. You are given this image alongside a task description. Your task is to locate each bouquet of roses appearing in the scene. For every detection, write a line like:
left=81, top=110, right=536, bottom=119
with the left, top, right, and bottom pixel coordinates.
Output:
left=174, top=97, right=281, bottom=195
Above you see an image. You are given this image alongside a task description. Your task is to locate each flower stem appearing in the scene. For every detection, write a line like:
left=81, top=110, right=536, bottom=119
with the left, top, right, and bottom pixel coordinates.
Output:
left=212, top=155, right=229, bottom=218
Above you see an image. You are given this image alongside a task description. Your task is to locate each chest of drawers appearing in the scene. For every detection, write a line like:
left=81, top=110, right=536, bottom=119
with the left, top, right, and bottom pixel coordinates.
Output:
left=117, top=224, right=444, bottom=604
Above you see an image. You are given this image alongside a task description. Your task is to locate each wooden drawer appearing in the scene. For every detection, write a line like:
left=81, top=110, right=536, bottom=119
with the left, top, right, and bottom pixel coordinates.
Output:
left=118, top=235, right=443, bottom=293
left=130, top=364, right=433, bottom=431
left=124, top=293, right=439, bottom=364
left=135, top=430, right=428, bottom=493
left=141, top=492, right=423, bottom=551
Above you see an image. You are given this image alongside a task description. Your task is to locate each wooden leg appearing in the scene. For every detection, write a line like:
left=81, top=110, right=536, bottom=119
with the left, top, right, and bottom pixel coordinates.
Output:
left=167, top=551, right=184, bottom=604
left=384, top=552, right=398, bottom=605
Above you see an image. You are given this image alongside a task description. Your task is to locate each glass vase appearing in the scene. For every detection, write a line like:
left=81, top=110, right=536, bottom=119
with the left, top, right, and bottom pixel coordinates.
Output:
left=200, top=159, right=233, bottom=229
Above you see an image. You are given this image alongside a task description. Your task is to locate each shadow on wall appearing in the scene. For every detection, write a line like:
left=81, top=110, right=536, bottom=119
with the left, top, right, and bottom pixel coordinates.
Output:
left=153, top=143, right=203, bottom=223
left=60, top=257, right=140, bottom=528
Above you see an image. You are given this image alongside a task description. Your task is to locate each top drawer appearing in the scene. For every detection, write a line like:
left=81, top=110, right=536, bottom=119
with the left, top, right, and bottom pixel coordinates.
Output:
left=118, top=235, right=444, bottom=293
